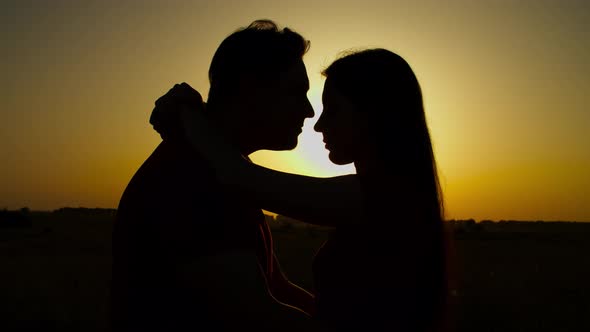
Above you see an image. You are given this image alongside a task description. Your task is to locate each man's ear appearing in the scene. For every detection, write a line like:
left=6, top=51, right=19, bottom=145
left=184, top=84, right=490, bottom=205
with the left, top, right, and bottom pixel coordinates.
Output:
left=235, top=74, right=263, bottom=112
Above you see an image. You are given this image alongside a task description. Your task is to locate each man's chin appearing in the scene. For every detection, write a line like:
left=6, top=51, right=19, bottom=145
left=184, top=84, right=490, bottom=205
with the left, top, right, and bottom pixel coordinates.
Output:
left=328, top=152, right=354, bottom=166
left=265, top=139, right=298, bottom=151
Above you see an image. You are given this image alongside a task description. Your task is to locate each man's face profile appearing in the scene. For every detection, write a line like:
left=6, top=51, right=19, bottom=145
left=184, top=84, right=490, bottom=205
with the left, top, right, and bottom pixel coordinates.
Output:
left=253, top=60, right=315, bottom=151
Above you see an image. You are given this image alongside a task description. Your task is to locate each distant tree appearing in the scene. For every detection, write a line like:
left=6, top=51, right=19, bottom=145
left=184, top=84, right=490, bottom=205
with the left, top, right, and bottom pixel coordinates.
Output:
left=453, top=218, right=484, bottom=233
left=53, top=207, right=116, bottom=217
left=479, top=219, right=494, bottom=231
left=0, top=209, right=32, bottom=228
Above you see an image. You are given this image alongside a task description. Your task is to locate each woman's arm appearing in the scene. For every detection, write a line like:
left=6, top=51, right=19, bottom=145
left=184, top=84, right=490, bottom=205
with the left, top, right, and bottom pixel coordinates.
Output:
left=180, top=108, right=364, bottom=227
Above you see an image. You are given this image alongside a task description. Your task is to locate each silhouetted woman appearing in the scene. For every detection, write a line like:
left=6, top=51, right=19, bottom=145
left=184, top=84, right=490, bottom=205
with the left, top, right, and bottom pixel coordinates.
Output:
left=162, top=49, right=452, bottom=331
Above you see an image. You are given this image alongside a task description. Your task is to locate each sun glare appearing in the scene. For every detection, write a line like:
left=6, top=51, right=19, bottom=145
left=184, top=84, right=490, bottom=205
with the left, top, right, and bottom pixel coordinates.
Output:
left=250, top=85, right=355, bottom=178
left=297, top=88, right=355, bottom=177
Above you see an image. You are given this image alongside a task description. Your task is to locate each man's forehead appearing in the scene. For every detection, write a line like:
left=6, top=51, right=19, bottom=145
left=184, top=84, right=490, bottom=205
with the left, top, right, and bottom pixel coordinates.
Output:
left=279, top=60, right=309, bottom=89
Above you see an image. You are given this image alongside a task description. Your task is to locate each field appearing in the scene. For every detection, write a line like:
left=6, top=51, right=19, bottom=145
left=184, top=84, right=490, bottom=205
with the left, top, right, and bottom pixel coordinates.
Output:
left=1, top=210, right=590, bottom=331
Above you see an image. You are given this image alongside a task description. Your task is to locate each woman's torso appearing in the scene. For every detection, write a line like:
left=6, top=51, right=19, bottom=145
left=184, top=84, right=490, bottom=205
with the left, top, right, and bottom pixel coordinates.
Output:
left=312, top=225, right=446, bottom=331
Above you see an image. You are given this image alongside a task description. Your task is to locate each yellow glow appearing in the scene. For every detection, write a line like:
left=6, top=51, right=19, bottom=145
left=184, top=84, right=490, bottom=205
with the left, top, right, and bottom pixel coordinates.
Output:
left=251, top=85, right=355, bottom=177
left=2, top=1, right=589, bottom=221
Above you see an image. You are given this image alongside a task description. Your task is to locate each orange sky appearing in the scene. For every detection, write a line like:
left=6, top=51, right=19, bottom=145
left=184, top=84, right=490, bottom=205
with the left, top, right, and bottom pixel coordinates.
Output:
left=2, top=0, right=589, bottom=221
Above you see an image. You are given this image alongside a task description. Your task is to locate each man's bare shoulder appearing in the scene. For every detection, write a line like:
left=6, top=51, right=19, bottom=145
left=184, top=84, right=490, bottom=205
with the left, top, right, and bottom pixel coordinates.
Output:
left=140, top=140, right=215, bottom=183
left=119, top=140, right=219, bottom=208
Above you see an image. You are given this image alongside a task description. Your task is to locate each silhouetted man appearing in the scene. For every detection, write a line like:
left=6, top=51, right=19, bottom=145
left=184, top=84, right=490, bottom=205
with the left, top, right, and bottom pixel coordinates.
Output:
left=111, top=20, right=316, bottom=331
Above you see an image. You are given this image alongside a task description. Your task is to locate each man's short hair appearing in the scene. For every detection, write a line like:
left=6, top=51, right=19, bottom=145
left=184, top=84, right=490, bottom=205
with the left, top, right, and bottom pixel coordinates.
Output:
left=207, top=19, right=310, bottom=104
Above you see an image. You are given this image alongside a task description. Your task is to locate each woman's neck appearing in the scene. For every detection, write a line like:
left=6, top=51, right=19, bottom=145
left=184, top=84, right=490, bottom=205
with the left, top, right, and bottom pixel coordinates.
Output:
left=353, top=149, right=385, bottom=175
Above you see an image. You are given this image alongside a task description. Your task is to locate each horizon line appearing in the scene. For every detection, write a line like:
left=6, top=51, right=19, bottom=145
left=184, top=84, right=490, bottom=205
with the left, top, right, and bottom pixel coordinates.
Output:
left=3, top=207, right=589, bottom=223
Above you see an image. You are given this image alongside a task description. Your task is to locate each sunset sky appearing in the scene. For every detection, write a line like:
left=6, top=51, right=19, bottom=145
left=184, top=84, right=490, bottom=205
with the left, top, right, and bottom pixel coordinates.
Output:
left=2, top=0, right=589, bottom=221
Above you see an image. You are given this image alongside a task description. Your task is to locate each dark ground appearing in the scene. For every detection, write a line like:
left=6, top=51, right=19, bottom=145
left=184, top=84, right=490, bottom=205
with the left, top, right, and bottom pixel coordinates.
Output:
left=1, top=210, right=589, bottom=331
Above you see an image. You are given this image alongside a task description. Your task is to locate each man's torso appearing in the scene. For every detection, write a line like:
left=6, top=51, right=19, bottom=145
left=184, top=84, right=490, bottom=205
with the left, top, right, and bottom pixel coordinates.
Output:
left=111, top=140, right=274, bottom=330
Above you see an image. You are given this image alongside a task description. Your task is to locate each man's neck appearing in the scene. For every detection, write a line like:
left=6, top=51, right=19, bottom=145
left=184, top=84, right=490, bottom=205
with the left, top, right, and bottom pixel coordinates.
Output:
left=207, top=103, right=260, bottom=156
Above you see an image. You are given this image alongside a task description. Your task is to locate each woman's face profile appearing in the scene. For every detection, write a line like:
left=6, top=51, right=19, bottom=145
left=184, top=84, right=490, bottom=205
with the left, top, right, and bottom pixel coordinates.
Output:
left=314, top=78, right=370, bottom=165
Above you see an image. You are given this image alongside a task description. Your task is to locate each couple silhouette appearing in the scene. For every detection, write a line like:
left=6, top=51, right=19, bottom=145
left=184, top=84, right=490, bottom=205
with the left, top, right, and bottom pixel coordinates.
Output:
left=111, top=19, right=451, bottom=332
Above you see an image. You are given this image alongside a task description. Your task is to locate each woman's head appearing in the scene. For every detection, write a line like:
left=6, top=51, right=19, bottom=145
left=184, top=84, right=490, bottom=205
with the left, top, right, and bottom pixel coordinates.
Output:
left=315, top=49, right=424, bottom=167
left=315, top=48, right=442, bottom=214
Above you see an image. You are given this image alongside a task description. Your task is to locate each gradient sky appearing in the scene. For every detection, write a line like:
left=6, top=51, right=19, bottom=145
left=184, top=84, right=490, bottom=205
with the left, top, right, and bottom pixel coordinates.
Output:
left=2, top=0, right=589, bottom=221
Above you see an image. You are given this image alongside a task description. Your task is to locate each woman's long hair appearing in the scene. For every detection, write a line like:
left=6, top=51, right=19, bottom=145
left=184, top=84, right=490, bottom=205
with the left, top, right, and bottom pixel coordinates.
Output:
left=323, top=49, right=453, bottom=331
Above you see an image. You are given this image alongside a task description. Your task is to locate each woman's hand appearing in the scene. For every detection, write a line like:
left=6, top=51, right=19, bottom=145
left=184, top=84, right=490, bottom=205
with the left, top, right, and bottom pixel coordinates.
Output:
left=150, top=82, right=205, bottom=140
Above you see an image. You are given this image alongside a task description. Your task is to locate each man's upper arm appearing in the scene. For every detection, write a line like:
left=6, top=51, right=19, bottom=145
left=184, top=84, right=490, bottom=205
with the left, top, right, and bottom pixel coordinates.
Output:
left=148, top=148, right=321, bottom=330
left=152, top=153, right=252, bottom=258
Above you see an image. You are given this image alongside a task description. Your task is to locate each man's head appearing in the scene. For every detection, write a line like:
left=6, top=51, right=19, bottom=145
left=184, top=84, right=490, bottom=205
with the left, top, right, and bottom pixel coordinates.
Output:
left=207, top=20, right=314, bottom=152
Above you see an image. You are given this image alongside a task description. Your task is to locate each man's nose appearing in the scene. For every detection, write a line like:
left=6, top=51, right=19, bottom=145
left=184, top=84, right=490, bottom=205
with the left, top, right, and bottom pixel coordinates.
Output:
left=314, top=111, right=325, bottom=132
left=303, top=98, right=314, bottom=119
